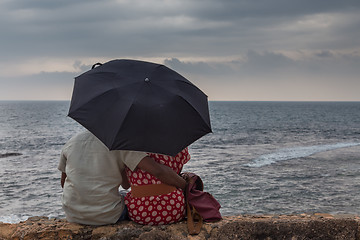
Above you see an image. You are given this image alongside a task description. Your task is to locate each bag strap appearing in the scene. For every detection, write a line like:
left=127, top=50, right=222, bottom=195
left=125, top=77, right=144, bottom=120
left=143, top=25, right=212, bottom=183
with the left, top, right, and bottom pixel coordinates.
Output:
left=183, top=172, right=204, bottom=235
left=186, top=203, right=203, bottom=235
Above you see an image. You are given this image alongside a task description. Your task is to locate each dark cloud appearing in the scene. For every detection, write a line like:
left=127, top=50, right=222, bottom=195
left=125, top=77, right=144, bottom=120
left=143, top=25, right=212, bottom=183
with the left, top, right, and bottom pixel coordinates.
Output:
left=176, top=0, right=359, bottom=21
left=243, top=50, right=295, bottom=72
left=164, top=48, right=360, bottom=83
left=315, top=50, right=334, bottom=58
left=164, top=58, right=227, bottom=76
left=165, top=50, right=297, bottom=78
left=1, top=0, right=359, bottom=60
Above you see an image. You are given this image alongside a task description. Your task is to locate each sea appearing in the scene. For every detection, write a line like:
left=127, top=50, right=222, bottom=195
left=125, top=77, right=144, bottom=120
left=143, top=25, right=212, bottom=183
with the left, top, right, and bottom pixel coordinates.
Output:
left=0, top=101, right=359, bottom=223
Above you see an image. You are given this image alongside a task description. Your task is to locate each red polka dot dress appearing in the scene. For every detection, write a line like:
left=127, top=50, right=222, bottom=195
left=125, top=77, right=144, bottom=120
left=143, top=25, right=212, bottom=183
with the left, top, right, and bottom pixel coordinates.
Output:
left=124, top=148, right=190, bottom=225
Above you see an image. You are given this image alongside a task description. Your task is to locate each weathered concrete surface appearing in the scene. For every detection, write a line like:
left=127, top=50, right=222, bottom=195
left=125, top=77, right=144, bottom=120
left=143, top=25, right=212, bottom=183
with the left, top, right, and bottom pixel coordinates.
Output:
left=1, top=214, right=359, bottom=240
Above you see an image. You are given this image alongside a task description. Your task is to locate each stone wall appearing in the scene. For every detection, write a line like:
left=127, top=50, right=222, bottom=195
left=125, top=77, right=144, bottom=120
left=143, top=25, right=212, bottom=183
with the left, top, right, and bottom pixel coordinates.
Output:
left=1, top=214, right=359, bottom=240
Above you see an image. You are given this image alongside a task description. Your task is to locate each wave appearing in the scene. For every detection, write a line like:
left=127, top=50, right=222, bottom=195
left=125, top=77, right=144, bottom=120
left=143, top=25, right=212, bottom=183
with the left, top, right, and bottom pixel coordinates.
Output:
left=0, top=214, right=30, bottom=224
left=245, top=142, right=360, bottom=168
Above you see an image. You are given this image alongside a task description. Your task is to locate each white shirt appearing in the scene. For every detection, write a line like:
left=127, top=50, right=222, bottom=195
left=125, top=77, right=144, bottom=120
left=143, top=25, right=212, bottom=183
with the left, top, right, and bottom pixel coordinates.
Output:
left=58, top=131, right=147, bottom=225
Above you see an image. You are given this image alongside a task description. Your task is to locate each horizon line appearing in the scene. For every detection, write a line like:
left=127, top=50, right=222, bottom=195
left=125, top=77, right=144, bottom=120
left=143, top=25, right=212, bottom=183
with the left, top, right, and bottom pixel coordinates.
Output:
left=0, top=99, right=359, bottom=103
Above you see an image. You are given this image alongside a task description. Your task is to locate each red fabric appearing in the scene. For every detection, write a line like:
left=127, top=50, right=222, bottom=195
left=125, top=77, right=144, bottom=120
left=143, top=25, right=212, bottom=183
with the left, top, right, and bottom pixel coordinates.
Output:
left=125, top=148, right=190, bottom=225
left=184, top=172, right=222, bottom=222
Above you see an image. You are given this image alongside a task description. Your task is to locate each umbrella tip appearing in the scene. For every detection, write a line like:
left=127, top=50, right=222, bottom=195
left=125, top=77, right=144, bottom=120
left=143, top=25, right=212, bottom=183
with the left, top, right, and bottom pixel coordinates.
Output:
left=92, top=63, right=103, bottom=69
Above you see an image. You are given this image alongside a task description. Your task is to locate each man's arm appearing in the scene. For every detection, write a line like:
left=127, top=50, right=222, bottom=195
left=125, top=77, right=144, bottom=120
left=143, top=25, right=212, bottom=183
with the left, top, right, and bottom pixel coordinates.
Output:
left=61, top=172, right=67, bottom=188
left=136, top=156, right=186, bottom=190
left=121, top=168, right=130, bottom=189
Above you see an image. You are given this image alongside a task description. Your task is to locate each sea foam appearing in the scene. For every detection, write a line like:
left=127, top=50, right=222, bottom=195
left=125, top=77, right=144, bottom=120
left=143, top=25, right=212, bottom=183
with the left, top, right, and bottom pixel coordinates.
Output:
left=246, top=142, right=360, bottom=167
left=0, top=214, right=30, bottom=224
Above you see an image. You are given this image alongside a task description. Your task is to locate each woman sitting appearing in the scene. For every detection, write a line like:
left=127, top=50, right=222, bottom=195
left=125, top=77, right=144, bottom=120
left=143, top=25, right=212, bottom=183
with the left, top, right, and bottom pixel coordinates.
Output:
left=125, top=148, right=190, bottom=225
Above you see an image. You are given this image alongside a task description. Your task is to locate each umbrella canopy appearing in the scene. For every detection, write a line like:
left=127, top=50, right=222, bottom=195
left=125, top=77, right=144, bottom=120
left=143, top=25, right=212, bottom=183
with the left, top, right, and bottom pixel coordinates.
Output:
left=68, top=59, right=212, bottom=156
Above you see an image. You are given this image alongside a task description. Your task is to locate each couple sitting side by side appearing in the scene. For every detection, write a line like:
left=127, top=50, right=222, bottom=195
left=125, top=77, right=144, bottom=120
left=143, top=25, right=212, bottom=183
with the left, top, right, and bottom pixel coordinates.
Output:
left=58, top=130, right=189, bottom=226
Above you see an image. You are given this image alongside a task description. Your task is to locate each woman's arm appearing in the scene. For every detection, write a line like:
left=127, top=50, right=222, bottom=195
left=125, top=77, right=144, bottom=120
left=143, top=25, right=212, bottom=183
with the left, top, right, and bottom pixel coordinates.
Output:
left=136, top=156, right=186, bottom=190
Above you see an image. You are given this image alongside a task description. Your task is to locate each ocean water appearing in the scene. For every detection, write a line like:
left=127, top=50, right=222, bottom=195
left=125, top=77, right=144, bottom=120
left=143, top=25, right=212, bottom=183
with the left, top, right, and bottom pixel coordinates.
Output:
left=0, top=101, right=359, bottom=223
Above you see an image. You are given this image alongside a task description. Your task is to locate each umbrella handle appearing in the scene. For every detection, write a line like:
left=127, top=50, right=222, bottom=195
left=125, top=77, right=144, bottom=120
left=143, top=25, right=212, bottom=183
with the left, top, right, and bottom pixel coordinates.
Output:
left=91, top=63, right=103, bottom=69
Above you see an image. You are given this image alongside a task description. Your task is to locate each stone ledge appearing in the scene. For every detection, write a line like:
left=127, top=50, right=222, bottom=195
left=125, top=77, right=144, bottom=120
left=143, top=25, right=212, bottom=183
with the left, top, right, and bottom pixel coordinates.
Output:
left=1, top=214, right=359, bottom=240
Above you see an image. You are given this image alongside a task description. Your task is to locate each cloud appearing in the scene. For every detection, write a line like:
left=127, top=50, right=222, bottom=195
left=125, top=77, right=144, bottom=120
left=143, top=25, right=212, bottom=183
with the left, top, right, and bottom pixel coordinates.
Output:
left=72, top=61, right=92, bottom=72
left=0, top=71, right=75, bottom=100
left=315, top=50, right=334, bottom=58
left=0, top=0, right=360, bottom=100
left=164, top=49, right=360, bottom=87
left=164, top=58, right=228, bottom=76
left=2, top=0, right=359, bottom=60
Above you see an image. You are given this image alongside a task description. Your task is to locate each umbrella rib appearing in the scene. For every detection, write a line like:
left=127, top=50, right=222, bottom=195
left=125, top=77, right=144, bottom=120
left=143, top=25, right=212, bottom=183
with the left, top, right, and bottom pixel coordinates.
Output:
left=110, top=82, right=149, bottom=149
left=151, top=80, right=211, bottom=130
left=178, top=94, right=212, bottom=130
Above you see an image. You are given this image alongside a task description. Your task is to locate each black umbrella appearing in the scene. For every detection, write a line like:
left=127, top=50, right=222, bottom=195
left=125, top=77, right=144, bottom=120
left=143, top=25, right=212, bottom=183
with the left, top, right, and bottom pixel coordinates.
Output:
left=68, top=59, right=212, bottom=156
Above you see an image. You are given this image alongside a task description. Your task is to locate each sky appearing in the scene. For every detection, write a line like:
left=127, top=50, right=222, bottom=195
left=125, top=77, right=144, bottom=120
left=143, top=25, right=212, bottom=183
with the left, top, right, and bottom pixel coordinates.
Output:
left=1, top=0, right=359, bottom=101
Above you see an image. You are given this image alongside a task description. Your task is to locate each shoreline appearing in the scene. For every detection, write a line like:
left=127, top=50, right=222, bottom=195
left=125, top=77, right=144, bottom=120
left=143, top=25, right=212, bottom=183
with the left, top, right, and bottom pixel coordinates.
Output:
left=1, top=213, right=360, bottom=239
